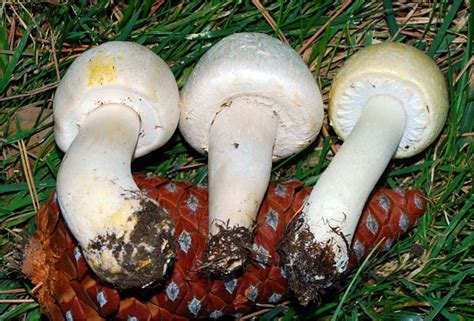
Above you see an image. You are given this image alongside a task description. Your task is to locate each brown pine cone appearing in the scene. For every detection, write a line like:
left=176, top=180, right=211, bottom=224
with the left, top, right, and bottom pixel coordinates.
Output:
left=22, top=174, right=426, bottom=320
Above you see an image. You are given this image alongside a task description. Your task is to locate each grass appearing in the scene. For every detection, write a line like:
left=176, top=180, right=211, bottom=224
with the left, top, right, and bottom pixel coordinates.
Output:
left=0, top=1, right=472, bottom=320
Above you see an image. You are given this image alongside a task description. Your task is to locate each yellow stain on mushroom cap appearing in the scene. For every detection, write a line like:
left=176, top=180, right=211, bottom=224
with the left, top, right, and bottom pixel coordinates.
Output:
left=87, top=52, right=117, bottom=87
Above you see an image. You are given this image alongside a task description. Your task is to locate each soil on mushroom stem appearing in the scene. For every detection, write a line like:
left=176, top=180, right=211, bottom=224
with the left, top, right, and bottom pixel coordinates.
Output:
left=278, top=216, right=339, bottom=306
left=202, top=223, right=252, bottom=277
left=88, top=198, right=176, bottom=289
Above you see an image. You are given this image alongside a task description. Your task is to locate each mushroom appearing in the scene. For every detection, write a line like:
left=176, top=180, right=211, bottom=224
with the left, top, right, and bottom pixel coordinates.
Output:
left=179, top=33, right=323, bottom=276
left=281, top=42, right=448, bottom=303
left=54, top=41, right=179, bottom=288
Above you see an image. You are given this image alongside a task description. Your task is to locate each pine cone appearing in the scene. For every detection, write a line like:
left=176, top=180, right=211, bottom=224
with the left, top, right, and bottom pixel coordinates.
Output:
left=22, top=174, right=426, bottom=320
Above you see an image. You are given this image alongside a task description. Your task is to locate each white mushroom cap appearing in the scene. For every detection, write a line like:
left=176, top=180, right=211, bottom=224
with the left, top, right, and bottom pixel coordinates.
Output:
left=329, top=42, right=448, bottom=158
left=54, top=41, right=179, bottom=157
left=180, top=32, right=323, bottom=160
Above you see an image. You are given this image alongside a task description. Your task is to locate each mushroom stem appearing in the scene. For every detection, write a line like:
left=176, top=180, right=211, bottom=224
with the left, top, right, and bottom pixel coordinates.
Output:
left=58, top=104, right=140, bottom=214
left=57, top=103, right=175, bottom=288
left=305, top=94, right=406, bottom=272
left=206, top=96, right=277, bottom=273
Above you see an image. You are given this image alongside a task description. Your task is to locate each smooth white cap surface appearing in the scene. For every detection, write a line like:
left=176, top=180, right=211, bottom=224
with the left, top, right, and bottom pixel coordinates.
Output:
left=329, top=42, right=448, bottom=158
left=54, top=41, right=179, bottom=158
left=180, top=32, right=323, bottom=161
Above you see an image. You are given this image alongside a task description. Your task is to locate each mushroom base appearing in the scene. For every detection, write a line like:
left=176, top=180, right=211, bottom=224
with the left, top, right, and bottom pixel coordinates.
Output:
left=279, top=215, right=341, bottom=306
left=88, top=199, right=176, bottom=289
left=202, top=224, right=252, bottom=278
